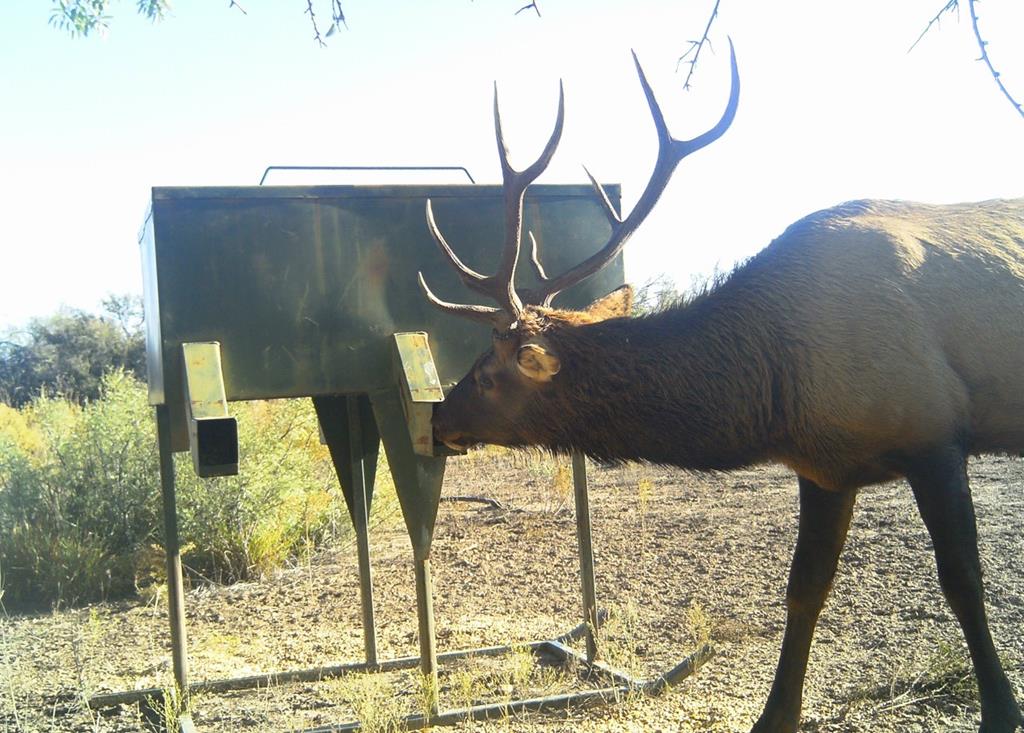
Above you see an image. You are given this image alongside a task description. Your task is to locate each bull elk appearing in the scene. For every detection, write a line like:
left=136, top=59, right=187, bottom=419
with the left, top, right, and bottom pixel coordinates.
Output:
left=418, top=42, right=1024, bottom=733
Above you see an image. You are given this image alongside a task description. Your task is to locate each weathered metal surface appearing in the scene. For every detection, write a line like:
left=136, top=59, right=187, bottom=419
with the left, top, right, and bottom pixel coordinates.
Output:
left=156, top=406, right=190, bottom=707
left=312, top=395, right=380, bottom=665
left=181, top=342, right=230, bottom=419
left=368, top=388, right=446, bottom=558
left=129, top=181, right=634, bottom=733
left=392, top=332, right=445, bottom=457
left=87, top=616, right=602, bottom=710
left=414, top=557, right=439, bottom=715
left=181, top=342, right=238, bottom=477
left=139, top=184, right=623, bottom=452
left=312, top=395, right=380, bottom=524
left=572, top=450, right=599, bottom=663
left=297, top=640, right=714, bottom=732
left=393, top=332, right=444, bottom=403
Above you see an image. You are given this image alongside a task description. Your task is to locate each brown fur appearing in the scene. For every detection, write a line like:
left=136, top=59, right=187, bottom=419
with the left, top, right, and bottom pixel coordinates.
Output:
left=418, top=31, right=1021, bottom=729
left=431, top=197, right=1024, bottom=733
left=436, top=198, right=1024, bottom=490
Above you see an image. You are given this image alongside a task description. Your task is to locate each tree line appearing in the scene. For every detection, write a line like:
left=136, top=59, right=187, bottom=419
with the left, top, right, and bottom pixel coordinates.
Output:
left=0, top=295, right=146, bottom=408
left=0, top=297, right=369, bottom=612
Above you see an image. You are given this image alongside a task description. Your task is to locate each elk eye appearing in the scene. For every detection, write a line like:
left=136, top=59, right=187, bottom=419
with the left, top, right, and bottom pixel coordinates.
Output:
left=478, top=375, right=495, bottom=390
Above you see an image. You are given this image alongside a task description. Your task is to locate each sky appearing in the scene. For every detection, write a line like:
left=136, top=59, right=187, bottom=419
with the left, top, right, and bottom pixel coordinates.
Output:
left=1, top=0, right=1022, bottom=330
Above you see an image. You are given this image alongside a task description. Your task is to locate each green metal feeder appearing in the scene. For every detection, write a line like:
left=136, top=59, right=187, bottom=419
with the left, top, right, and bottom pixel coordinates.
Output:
left=88, top=181, right=710, bottom=731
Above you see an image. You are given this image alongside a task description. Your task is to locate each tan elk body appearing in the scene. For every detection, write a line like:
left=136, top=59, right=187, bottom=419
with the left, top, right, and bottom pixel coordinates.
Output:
left=419, top=44, right=1024, bottom=733
left=670, top=197, right=1024, bottom=490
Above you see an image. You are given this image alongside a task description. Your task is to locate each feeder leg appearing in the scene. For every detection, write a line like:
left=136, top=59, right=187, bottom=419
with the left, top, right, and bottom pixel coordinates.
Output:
left=369, top=389, right=446, bottom=715
left=414, top=553, right=439, bottom=713
left=347, top=398, right=378, bottom=665
left=313, top=395, right=381, bottom=666
left=572, top=450, right=599, bottom=663
left=157, top=405, right=190, bottom=706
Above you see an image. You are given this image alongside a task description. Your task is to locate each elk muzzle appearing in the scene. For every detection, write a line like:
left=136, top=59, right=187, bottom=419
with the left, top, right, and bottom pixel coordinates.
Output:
left=432, top=400, right=482, bottom=452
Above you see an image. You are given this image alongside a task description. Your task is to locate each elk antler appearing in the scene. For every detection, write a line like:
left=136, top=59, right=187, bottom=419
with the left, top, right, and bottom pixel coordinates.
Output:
left=420, top=41, right=739, bottom=323
left=418, top=82, right=565, bottom=329
left=522, top=40, right=740, bottom=307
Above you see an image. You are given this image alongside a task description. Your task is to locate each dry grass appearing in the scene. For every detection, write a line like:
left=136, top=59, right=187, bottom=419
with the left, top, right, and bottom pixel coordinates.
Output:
left=1, top=453, right=1021, bottom=732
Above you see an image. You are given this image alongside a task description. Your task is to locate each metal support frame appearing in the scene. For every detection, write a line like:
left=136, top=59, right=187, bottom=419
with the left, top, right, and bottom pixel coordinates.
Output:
left=313, top=394, right=380, bottom=667
left=572, top=450, right=600, bottom=663
left=90, top=335, right=712, bottom=731
left=156, top=405, right=190, bottom=709
left=91, top=428, right=712, bottom=729
left=297, top=636, right=713, bottom=733
left=347, top=399, right=378, bottom=666
left=86, top=615, right=621, bottom=709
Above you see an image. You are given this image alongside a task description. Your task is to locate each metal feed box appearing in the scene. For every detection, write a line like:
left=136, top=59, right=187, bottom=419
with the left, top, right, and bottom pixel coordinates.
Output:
left=138, top=184, right=624, bottom=453
left=127, top=182, right=632, bottom=729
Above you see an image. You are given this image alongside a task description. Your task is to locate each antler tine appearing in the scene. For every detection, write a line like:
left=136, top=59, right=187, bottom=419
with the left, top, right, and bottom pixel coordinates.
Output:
left=416, top=272, right=513, bottom=328
left=512, top=163, right=625, bottom=307
left=492, top=80, right=566, bottom=318
left=670, top=39, right=741, bottom=159
left=494, top=80, right=566, bottom=185
left=421, top=82, right=565, bottom=328
left=525, top=231, right=549, bottom=281
left=531, top=40, right=740, bottom=305
left=582, top=164, right=624, bottom=227
left=424, top=199, right=495, bottom=298
left=518, top=230, right=558, bottom=306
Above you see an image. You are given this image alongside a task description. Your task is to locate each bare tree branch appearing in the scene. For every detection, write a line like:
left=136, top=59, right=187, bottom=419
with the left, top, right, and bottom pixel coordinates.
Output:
left=305, top=0, right=326, bottom=47
left=515, top=1, right=541, bottom=17
left=908, top=0, right=958, bottom=53
left=967, top=0, right=1023, bottom=120
left=228, top=0, right=247, bottom=15
left=305, top=0, right=347, bottom=45
left=329, top=0, right=347, bottom=33
left=911, top=0, right=1022, bottom=121
left=676, top=0, right=721, bottom=90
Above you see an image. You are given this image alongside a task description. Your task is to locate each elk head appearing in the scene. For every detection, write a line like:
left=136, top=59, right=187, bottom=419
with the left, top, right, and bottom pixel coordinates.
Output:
left=420, top=44, right=740, bottom=452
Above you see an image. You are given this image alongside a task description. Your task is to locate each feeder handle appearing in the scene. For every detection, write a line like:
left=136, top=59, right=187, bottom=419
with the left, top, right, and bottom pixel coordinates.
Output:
left=258, top=165, right=476, bottom=186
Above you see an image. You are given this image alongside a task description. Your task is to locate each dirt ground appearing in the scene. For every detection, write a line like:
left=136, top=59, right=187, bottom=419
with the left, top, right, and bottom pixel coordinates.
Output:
left=2, top=450, right=1022, bottom=732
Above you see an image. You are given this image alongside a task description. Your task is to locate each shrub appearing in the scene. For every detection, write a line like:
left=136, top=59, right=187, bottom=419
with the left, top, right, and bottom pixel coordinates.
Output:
left=0, top=372, right=380, bottom=611
left=0, top=375, right=154, bottom=608
left=173, top=397, right=346, bottom=584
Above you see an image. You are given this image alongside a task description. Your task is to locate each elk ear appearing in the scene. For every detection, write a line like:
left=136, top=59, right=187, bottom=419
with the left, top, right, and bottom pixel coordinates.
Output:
left=583, top=285, right=633, bottom=321
left=516, top=343, right=561, bottom=382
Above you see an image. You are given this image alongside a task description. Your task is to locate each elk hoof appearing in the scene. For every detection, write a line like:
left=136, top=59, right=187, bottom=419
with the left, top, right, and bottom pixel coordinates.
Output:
left=977, top=704, right=1024, bottom=733
left=749, top=710, right=799, bottom=733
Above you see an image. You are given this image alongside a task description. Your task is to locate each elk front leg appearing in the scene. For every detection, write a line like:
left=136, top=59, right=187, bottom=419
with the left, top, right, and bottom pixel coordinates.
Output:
left=751, top=477, right=856, bottom=733
left=906, top=448, right=1022, bottom=733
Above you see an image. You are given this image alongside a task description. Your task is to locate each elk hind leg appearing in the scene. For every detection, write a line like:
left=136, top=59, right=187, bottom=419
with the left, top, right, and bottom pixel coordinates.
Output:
left=750, top=477, right=856, bottom=733
left=907, top=447, right=1022, bottom=733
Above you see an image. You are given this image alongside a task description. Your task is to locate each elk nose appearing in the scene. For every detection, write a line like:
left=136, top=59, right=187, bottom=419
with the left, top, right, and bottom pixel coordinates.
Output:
left=431, top=403, right=447, bottom=433
left=432, top=420, right=468, bottom=452
left=432, top=406, right=455, bottom=443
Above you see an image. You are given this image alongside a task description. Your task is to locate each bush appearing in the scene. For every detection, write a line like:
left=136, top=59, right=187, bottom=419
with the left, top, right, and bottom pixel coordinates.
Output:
left=0, top=301, right=146, bottom=407
left=0, top=372, right=378, bottom=611
left=173, top=397, right=346, bottom=585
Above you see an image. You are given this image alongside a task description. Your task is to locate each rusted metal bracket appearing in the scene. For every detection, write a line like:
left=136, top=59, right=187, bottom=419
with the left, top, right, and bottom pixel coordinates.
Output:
left=391, top=332, right=453, bottom=457
left=181, top=342, right=238, bottom=477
